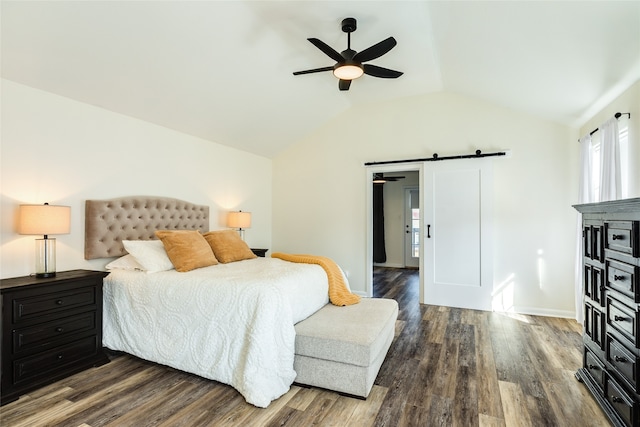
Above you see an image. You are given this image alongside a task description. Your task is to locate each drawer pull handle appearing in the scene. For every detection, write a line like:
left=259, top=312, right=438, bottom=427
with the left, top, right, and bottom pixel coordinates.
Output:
left=611, top=396, right=623, bottom=403
left=614, top=315, right=628, bottom=322
left=612, top=234, right=624, bottom=241
left=57, top=355, right=63, bottom=360
left=614, top=275, right=625, bottom=281
left=55, top=327, right=64, bottom=333
left=56, top=300, right=64, bottom=305
left=614, top=356, right=627, bottom=363
left=588, top=364, right=599, bottom=370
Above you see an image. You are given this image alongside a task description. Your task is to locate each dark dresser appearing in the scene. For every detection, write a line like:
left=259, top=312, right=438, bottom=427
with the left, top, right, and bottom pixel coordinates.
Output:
left=574, top=197, right=640, bottom=427
left=1, top=269, right=110, bottom=405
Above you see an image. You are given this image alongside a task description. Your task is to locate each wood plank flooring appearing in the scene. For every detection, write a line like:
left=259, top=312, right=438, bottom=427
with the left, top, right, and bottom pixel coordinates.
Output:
left=1, top=267, right=609, bottom=426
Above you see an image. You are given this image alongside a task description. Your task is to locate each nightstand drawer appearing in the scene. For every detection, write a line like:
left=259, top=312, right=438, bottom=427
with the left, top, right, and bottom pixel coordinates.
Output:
left=13, top=335, right=99, bottom=385
left=12, top=286, right=97, bottom=323
left=13, top=311, right=97, bottom=354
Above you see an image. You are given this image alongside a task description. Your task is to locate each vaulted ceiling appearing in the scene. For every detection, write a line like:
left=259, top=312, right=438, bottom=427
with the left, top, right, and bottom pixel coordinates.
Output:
left=2, top=1, right=639, bottom=158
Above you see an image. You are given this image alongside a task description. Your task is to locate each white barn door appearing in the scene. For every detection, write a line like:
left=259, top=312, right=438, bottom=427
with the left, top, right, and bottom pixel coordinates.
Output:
left=423, top=159, right=493, bottom=311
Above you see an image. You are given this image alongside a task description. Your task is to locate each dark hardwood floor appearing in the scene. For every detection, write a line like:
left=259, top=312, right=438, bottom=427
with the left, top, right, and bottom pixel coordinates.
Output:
left=0, top=267, right=609, bottom=426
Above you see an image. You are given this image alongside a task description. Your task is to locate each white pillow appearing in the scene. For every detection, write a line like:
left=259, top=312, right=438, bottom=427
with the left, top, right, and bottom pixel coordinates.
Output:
left=105, top=254, right=145, bottom=271
left=122, top=240, right=174, bottom=273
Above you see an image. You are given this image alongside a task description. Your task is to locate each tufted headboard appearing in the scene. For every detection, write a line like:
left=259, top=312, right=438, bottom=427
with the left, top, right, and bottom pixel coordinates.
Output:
left=84, top=196, right=209, bottom=259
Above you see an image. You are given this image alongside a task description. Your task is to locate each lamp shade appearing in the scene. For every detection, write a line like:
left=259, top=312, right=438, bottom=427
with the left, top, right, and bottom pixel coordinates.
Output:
left=227, top=211, right=251, bottom=229
left=19, top=204, right=71, bottom=236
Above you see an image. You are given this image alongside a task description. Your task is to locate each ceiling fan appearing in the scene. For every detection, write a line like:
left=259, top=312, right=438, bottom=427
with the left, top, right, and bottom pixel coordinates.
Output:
left=373, top=173, right=405, bottom=183
left=293, top=17, right=403, bottom=91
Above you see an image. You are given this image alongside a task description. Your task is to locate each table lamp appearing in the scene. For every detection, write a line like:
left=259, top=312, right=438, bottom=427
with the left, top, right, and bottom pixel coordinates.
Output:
left=227, top=210, right=251, bottom=241
left=19, top=203, right=71, bottom=278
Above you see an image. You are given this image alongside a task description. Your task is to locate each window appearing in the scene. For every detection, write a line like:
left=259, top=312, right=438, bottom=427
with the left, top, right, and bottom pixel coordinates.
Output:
left=620, top=123, right=629, bottom=198
left=411, top=208, right=420, bottom=257
left=590, top=119, right=629, bottom=201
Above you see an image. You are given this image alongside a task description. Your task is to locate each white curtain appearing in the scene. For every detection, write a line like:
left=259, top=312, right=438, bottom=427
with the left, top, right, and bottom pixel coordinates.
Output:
left=599, top=117, right=621, bottom=201
left=575, top=134, right=592, bottom=323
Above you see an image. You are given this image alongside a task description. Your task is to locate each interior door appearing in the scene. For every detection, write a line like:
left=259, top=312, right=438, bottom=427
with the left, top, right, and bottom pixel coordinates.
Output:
left=404, top=188, right=420, bottom=268
left=423, top=159, right=493, bottom=310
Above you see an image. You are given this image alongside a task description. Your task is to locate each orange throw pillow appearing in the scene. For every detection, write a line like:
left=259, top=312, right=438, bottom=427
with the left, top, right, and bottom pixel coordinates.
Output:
left=203, top=230, right=257, bottom=263
left=155, top=230, right=218, bottom=272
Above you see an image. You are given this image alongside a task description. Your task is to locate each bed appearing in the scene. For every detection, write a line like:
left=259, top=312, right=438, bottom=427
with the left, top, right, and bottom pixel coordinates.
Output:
left=85, top=196, right=330, bottom=408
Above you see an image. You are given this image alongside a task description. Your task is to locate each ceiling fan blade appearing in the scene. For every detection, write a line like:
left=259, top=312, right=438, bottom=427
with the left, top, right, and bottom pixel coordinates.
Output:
left=363, top=64, right=403, bottom=79
left=339, top=79, right=351, bottom=91
left=353, top=37, right=397, bottom=63
left=308, top=38, right=344, bottom=63
left=293, top=66, right=334, bottom=76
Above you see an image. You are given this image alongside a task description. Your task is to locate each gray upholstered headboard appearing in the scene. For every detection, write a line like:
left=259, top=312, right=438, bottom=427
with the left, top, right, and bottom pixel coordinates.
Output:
left=84, top=196, right=209, bottom=259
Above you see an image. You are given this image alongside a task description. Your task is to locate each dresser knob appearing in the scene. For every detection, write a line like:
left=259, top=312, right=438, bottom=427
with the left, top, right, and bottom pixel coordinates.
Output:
left=614, top=355, right=627, bottom=363
left=588, top=364, right=599, bottom=370
left=611, top=396, right=623, bottom=403
left=56, top=300, right=64, bottom=305
left=614, top=315, right=627, bottom=322
left=57, top=355, right=63, bottom=360
left=614, top=275, right=625, bottom=281
left=55, top=327, right=64, bottom=333
left=612, top=234, right=623, bottom=241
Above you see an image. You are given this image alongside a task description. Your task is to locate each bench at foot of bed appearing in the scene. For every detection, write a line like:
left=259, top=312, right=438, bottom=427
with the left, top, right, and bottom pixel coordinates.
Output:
left=293, top=297, right=399, bottom=398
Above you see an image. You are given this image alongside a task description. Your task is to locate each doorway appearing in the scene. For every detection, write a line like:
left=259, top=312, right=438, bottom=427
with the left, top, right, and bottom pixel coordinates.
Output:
left=366, top=164, right=423, bottom=300
left=366, top=158, right=493, bottom=310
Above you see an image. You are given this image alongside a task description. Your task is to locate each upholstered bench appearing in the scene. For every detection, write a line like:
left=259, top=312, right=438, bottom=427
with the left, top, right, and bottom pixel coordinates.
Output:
left=293, top=297, right=398, bottom=398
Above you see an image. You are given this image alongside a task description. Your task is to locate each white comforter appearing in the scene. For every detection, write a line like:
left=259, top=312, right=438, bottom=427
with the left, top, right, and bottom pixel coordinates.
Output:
left=102, top=257, right=329, bottom=407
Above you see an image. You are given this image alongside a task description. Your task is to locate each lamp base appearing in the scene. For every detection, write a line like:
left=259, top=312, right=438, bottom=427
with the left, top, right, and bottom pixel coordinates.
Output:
left=35, top=237, right=57, bottom=278
left=36, top=272, right=57, bottom=279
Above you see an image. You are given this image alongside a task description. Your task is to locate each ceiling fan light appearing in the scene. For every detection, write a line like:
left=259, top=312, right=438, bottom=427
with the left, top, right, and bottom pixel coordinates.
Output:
left=333, top=64, right=364, bottom=80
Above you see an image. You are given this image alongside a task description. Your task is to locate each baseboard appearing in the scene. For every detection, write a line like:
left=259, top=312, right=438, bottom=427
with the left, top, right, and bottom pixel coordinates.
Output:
left=373, top=263, right=405, bottom=268
left=505, top=306, right=576, bottom=320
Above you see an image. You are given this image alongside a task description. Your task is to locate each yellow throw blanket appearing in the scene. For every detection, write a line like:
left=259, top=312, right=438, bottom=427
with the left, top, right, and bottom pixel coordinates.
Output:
left=272, top=252, right=360, bottom=306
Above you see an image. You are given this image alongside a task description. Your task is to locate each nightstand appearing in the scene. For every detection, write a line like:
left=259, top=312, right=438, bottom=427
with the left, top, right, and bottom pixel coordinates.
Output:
left=251, top=248, right=269, bottom=257
left=1, top=269, right=110, bottom=405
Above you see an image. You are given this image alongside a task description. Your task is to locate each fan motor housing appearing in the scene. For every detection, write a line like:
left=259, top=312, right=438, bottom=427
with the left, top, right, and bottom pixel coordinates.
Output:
left=342, top=17, right=357, bottom=33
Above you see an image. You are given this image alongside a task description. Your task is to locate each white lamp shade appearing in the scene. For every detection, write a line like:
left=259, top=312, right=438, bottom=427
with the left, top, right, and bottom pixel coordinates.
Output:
left=227, top=211, right=251, bottom=229
left=19, top=204, right=71, bottom=235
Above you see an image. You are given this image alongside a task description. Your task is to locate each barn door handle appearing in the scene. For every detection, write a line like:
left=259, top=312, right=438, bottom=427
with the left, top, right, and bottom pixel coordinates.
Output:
left=427, top=225, right=431, bottom=238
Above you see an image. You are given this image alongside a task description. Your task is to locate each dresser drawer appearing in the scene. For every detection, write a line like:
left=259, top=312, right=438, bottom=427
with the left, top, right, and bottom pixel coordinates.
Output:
left=607, top=335, right=639, bottom=393
left=13, top=311, right=97, bottom=354
left=13, top=335, right=99, bottom=385
left=606, top=220, right=639, bottom=258
left=12, top=286, right=97, bottom=324
left=585, top=347, right=606, bottom=391
left=606, top=375, right=638, bottom=427
left=607, top=259, right=640, bottom=303
left=607, top=296, right=639, bottom=348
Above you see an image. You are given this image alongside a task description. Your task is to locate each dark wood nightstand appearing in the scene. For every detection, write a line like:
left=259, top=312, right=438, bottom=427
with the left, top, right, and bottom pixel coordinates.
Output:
left=1, top=269, right=110, bottom=405
left=251, top=248, right=269, bottom=257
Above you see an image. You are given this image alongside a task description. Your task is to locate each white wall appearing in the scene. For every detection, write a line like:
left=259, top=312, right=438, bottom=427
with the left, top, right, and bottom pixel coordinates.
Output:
left=0, top=80, right=272, bottom=279
left=579, top=80, right=640, bottom=198
left=273, top=91, right=577, bottom=317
